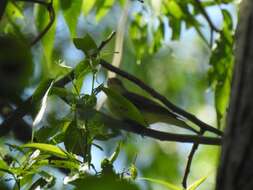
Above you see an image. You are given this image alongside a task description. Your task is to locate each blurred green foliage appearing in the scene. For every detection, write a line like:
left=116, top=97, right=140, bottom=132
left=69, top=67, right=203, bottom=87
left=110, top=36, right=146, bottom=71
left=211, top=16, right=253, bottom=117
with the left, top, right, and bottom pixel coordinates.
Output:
left=0, top=0, right=236, bottom=189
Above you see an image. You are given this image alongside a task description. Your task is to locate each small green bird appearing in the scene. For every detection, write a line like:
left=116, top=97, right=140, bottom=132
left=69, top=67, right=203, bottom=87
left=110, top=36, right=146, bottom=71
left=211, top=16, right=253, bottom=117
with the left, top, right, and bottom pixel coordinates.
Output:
left=106, top=78, right=197, bottom=133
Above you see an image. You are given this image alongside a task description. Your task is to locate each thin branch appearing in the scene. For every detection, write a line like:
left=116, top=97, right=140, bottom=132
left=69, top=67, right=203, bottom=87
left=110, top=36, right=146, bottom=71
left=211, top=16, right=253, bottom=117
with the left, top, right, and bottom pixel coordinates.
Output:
left=195, top=0, right=220, bottom=33
left=31, top=1, right=55, bottom=46
left=15, top=0, right=55, bottom=46
left=93, top=110, right=222, bottom=145
left=122, top=123, right=220, bottom=145
left=182, top=130, right=205, bottom=188
left=97, top=31, right=116, bottom=52
left=99, top=59, right=223, bottom=136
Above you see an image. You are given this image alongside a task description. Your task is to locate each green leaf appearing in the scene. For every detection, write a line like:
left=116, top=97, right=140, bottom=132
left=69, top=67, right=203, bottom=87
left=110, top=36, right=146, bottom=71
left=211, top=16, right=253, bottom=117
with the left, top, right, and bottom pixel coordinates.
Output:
left=35, top=118, right=71, bottom=143
left=22, top=143, right=68, bottom=159
left=62, top=0, right=82, bottom=36
left=222, top=9, right=233, bottom=31
left=165, top=1, right=183, bottom=19
left=32, top=79, right=54, bottom=103
left=49, top=159, right=79, bottom=170
left=129, top=164, right=138, bottom=180
left=215, top=77, right=230, bottom=124
left=35, top=1, right=59, bottom=72
left=51, top=87, right=76, bottom=104
left=73, top=34, right=98, bottom=57
left=60, top=0, right=72, bottom=10
left=74, top=60, right=91, bottom=78
left=71, top=176, right=140, bottom=190
left=72, top=60, right=91, bottom=94
left=50, top=60, right=73, bottom=78
left=208, top=28, right=234, bottom=128
left=169, top=18, right=181, bottom=40
left=109, top=142, right=121, bottom=163
left=95, top=0, right=115, bottom=22
left=82, top=0, right=96, bottom=15
left=64, top=121, right=87, bottom=157
left=5, top=2, right=24, bottom=19
left=129, top=13, right=148, bottom=62
left=33, top=81, right=54, bottom=127
left=138, top=177, right=181, bottom=190
left=0, top=158, right=12, bottom=176
left=187, top=176, right=207, bottom=190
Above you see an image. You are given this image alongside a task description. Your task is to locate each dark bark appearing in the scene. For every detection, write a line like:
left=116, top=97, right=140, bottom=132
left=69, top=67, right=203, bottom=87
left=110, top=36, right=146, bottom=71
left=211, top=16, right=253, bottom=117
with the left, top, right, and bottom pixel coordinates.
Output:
left=0, top=0, right=8, bottom=20
left=216, top=0, right=253, bottom=189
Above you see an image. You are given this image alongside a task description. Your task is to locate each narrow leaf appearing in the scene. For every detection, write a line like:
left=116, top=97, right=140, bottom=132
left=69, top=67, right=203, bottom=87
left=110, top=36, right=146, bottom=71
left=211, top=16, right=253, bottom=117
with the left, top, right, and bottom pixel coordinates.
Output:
left=187, top=176, right=207, bottom=190
left=33, top=81, right=54, bottom=127
left=73, top=34, right=97, bottom=57
left=22, top=143, right=68, bottom=158
left=82, top=0, right=96, bottom=15
left=138, top=177, right=181, bottom=190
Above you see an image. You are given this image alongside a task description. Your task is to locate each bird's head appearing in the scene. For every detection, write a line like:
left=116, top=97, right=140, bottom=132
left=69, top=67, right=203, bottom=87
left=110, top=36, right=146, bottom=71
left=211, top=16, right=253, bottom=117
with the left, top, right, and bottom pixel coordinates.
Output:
left=107, top=78, right=126, bottom=93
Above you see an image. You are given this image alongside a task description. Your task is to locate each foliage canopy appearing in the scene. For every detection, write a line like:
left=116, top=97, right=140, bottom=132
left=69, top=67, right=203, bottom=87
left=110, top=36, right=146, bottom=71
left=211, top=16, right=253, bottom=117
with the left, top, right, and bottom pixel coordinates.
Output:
left=0, top=0, right=235, bottom=189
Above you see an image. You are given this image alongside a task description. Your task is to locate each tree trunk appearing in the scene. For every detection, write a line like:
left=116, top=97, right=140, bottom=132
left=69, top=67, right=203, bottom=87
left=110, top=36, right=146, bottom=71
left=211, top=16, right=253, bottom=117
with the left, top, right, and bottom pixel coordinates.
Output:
left=216, top=0, right=253, bottom=189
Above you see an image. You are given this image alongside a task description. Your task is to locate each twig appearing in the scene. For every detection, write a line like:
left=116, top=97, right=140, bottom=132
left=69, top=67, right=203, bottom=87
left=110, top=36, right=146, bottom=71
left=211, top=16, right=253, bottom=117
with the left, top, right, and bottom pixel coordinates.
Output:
left=15, top=0, right=55, bottom=46
left=97, top=31, right=116, bottom=52
left=195, top=0, right=220, bottom=33
left=83, top=108, right=222, bottom=145
left=120, top=122, right=220, bottom=145
left=182, top=130, right=205, bottom=188
left=99, top=59, right=223, bottom=136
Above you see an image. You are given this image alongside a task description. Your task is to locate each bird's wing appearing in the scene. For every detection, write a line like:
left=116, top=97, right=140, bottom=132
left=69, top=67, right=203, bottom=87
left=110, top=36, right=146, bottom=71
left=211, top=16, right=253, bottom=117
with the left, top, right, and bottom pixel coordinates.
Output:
left=122, top=91, right=198, bottom=133
left=122, top=91, right=178, bottom=117
left=102, top=87, right=147, bottom=127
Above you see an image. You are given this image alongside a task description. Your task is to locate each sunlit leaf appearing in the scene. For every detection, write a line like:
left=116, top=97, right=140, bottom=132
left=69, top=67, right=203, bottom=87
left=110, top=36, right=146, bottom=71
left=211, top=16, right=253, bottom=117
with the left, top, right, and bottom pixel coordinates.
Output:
left=35, top=1, right=59, bottom=72
left=22, top=143, right=68, bottom=158
left=129, top=164, right=138, bottom=180
left=82, top=0, right=96, bottom=15
left=0, top=158, right=11, bottom=176
left=95, top=0, right=115, bottom=22
left=62, top=0, right=82, bottom=37
left=32, top=79, right=54, bottom=102
left=5, top=2, right=24, bottom=19
left=208, top=25, right=234, bottom=128
left=71, top=176, right=140, bottom=190
left=187, top=176, right=207, bottom=190
left=33, top=81, right=54, bottom=127
left=165, top=1, right=183, bottom=19
left=74, top=60, right=91, bottom=78
left=138, top=177, right=181, bottom=190
left=109, top=142, right=121, bottom=163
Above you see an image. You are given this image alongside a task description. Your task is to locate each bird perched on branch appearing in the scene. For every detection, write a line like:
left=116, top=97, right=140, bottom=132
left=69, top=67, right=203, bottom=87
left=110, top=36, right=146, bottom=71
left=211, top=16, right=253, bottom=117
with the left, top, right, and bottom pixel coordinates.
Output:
left=105, top=78, right=197, bottom=133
